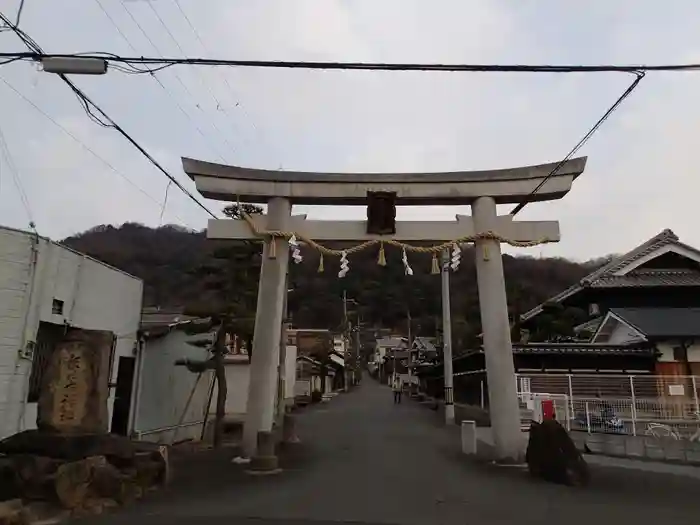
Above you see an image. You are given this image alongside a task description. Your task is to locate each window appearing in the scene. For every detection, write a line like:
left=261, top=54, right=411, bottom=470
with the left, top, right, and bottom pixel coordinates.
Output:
left=673, top=345, right=688, bottom=362
left=51, top=298, right=64, bottom=315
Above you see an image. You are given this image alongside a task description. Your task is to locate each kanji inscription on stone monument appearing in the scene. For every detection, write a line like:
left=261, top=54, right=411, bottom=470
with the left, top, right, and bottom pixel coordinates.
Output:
left=53, top=343, right=89, bottom=427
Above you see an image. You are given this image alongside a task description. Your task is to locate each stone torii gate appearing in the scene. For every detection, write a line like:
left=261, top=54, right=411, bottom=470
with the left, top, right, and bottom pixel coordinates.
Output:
left=183, top=156, right=587, bottom=462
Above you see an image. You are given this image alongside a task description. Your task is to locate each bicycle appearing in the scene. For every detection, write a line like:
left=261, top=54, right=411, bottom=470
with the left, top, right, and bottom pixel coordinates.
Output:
left=644, top=422, right=681, bottom=440
left=687, top=411, right=700, bottom=442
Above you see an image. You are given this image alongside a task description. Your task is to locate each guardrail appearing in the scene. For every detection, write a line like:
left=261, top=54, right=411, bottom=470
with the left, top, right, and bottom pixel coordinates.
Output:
left=516, top=373, right=700, bottom=440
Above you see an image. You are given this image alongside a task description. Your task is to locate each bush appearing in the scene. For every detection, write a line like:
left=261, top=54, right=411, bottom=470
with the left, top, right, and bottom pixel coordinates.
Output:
left=526, top=420, right=590, bottom=486
left=311, top=391, right=322, bottom=403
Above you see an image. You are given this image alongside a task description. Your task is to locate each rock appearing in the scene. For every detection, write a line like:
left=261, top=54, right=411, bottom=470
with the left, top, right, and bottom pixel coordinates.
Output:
left=0, top=499, right=23, bottom=525
left=13, top=455, right=64, bottom=501
left=0, top=457, right=20, bottom=502
left=54, top=456, right=105, bottom=509
left=132, top=451, right=167, bottom=488
left=90, top=462, right=132, bottom=504
left=20, top=501, right=69, bottom=525
left=526, top=420, right=590, bottom=486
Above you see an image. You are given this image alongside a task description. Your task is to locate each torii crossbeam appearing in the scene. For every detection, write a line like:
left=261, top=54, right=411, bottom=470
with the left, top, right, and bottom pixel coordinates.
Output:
left=184, top=156, right=587, bottom=462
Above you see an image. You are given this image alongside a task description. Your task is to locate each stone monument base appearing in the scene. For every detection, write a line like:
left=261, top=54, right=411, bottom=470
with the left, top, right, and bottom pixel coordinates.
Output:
left=0, top=430, right=169, bottom=515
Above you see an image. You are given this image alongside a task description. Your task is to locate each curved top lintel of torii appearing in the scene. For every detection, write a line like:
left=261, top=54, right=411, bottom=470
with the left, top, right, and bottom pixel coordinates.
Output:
left=182, top=156, right=587, bottom=206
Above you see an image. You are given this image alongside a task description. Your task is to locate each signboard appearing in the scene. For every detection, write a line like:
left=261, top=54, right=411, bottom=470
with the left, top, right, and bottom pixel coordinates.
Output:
left=668, top=384, right=685, bottom=396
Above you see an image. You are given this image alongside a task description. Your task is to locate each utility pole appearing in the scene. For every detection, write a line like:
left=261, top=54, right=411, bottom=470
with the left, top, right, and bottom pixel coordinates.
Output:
left=441, top=249, right=455, bottom=424
left=354, top=323, right=361, bottom=384
left=406, top=308, right=412, bottom=389
left=342, top=290, right=349, bottom=391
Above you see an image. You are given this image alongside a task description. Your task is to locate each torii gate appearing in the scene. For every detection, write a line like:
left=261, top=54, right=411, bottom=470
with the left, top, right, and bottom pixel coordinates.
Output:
left=183, top=156, right=587, bottom=462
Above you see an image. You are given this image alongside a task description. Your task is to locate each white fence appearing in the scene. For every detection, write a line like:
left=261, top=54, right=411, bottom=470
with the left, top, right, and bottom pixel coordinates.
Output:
left=516, top=373, right=700, bottom=440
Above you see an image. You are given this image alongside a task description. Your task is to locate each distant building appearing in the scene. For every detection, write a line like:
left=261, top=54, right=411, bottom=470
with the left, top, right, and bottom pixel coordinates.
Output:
left=369, top=336, right=408, bottom=383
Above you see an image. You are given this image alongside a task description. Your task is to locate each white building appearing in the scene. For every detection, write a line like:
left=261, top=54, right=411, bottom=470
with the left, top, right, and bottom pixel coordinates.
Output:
left=369, top=336, right=407, bottom=377
left=134, top=310, right=216, bottom=444
left=208, top=336, right=297, bottom=424
left=0, top=226, right=143, bottom=439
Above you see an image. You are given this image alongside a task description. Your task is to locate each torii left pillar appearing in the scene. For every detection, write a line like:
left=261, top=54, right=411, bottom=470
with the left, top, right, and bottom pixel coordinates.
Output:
left=242, top=197, right=291, bottom=458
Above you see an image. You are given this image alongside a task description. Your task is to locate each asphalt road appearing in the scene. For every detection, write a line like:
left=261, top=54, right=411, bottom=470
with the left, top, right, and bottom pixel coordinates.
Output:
left=82, top=378, right=700, bottom=525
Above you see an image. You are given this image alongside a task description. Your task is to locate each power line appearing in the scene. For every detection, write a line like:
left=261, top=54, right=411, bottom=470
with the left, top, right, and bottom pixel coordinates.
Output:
left=2, top=50, right=700, bottom=73
left=92, top=0, right=230, bottom=162
left=0, top=10, right=218, bottom=220
left=0, top=117, right=35, bottom=229
left=510, top=71, right=645, bottom=216
left=170, top=0, right=283, bottom=167
left=139, top=0, right=239, bottom=155
left=0, top=74, right=191, bottom=226
left=14, top=0, right=25, bottom=26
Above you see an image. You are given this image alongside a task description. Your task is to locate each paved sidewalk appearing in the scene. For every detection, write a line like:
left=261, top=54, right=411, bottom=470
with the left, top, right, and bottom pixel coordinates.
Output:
left=86, top=378, right=700, bottom=525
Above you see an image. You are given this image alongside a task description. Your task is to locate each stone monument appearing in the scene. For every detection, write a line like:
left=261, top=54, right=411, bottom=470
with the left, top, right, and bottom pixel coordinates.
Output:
left=37, top=328, right=113, bottom=434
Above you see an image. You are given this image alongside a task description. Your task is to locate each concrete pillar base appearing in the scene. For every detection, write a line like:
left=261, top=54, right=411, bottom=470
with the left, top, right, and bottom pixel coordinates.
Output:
left=246, top=431, right=281, bottom=474
left=492, top=458, right=528, bottom=468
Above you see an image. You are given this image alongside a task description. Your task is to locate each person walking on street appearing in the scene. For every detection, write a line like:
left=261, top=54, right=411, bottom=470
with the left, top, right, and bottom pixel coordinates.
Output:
left=392, top=375, right=403, bottom=404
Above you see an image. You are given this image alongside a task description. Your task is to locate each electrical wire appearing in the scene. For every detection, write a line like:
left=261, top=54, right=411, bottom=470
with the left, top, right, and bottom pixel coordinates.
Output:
left=15, top=0, right=25, bottom=26
left=92, top=0, right=229, bottom=161
left=0, top=74, right=191, bottom=226
left=170, top=0, right=281, bottom=165
left=0, top=56, right=30, bottom=65
left=0, top=10, right=218, bottom=219
left=0, top=117, right=35, bottom=229
left=510, top=71, right=645, bottom=216
left=159, top=181, right=172, bottom=226
left=143, top=0, right=241, bottom=153
left=116, top=0, right=236, bottom=158
left=2, top=50, right=700, bottom=73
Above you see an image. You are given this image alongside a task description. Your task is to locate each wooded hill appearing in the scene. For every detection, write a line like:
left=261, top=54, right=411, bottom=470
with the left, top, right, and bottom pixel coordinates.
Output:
left=63, top=222, right=603, bottom=348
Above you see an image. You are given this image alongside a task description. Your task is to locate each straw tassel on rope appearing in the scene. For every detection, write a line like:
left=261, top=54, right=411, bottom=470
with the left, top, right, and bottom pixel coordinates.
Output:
left=431, top=252, right=440, bottom=275
left=317, top=253, right=324, bottom=273
left=267, top=236, right=277, bottom=259
left=377, top=242, right=387, bottom=266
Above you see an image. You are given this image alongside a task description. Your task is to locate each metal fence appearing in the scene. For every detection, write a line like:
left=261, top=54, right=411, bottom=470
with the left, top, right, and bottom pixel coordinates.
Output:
left=516, top=373, right=700, bottom=440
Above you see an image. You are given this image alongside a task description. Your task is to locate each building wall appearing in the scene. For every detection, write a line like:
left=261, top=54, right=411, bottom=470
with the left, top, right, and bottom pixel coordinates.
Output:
left=284, top=344, right=297, bottom=404
left=0, top=228, right=36, bottom=438
left=0, top=227, right=143, bottom=439
left=607, top=321, right=645, bottom=345
left=134, top=330, right=214, bottom=444
left=656, top=341, right=700, bottom=364
left=209, top=357, right=251, bottom=421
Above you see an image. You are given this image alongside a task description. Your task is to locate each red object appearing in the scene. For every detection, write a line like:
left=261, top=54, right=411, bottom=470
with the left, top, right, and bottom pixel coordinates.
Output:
left=541, top=399, right=555, bottom=420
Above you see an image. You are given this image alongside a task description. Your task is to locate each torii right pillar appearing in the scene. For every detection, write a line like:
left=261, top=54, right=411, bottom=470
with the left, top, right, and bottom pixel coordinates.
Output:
left=472, top=196, right=523, bottom=462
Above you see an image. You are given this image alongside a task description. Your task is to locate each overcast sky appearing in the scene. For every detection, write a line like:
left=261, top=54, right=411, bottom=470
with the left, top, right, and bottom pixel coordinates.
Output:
left=0, top=0, right=698, bottom=261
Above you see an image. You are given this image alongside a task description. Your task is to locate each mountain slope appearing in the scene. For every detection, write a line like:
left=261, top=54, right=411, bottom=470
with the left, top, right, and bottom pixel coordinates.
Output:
left=62, top=223, right=593, bottom=342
